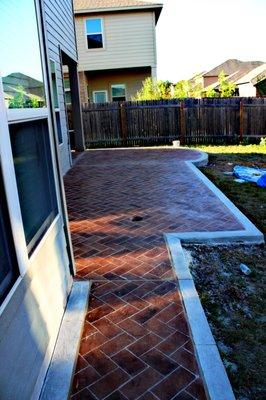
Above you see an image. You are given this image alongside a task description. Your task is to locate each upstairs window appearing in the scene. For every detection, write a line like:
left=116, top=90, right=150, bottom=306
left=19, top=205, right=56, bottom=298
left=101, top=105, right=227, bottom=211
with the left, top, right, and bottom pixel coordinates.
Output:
left=111, top=84, right=126, bottom=102
left=86, top=19, right=103, bottom=49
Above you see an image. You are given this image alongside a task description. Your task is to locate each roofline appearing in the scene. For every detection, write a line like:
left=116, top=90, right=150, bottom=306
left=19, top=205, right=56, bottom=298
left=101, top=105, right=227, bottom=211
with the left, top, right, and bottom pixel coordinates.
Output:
left=74, top=4, right=163, bottom=23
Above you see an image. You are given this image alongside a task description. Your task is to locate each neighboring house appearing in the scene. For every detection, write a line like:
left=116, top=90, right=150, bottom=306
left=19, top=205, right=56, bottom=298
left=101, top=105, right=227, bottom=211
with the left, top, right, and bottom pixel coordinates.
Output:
left=203, top=59, right=266, bottom=97
left=0, top=1, right=84, bottom=399
left=3, top=72, right=45, bottom=107
left=73, top=0, right=163, bottom=103
left=251, top=66, right=266, bottom=96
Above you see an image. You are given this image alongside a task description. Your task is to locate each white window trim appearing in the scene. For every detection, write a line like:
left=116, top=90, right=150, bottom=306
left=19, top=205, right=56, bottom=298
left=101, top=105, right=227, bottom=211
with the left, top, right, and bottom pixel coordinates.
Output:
left=7, top=107, right=48, bottom=124
left=111, top=84, right=127, bottom=101
left=0, top=80, right=29, bottom=278
left=93, top=90, right=108, bottom=103
left=50, top=58, right=63, bottom=145
left=84, top=17, right=105, bottom=50
left=0, top=0, right=64, bottom=284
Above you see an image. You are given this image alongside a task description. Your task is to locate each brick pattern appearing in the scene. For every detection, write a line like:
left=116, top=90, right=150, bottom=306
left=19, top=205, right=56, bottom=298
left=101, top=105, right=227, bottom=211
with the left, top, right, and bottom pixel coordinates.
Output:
left=65, top=149, right=243, bottom=280
left=71, top=281, right=206, bottom=400
left=65, top=149, right=241, bottom=399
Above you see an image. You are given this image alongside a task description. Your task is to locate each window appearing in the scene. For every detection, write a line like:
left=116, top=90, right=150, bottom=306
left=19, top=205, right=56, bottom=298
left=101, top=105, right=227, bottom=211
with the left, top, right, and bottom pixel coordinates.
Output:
left=93, top=91, right=108, bottom=103
left=0, top=0, right=45, bottom=110
left=0, top=0, right=60, bottom=261
left=63, top=77, right=72, bottom=105
left=111, top=84, right=126, bottom=102
left=10, top=119, right=58, bottom=254
left=0, top=172, right=18, bottom=305
left=50, top=60, right=63, bottom=144
left=86, top=19, right=103, bottom=49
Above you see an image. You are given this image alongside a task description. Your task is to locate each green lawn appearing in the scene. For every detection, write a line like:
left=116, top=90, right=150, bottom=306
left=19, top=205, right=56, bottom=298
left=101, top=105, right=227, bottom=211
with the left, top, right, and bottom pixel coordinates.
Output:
left=195, top=144, right=266, bottom=234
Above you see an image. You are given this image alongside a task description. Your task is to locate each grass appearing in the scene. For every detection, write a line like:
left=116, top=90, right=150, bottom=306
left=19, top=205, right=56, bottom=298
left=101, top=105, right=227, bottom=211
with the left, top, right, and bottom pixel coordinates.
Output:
left=196, top=144, right=266, bottom=234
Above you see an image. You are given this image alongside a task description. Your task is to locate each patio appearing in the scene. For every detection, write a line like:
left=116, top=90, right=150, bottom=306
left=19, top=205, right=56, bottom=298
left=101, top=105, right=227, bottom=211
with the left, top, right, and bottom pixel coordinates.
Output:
left=65, top=148, right=243, bottom=400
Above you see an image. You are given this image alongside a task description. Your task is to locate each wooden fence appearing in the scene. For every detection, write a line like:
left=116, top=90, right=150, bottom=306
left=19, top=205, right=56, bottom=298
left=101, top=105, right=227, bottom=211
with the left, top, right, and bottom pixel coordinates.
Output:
left=78, top=98, right=266, bottom=148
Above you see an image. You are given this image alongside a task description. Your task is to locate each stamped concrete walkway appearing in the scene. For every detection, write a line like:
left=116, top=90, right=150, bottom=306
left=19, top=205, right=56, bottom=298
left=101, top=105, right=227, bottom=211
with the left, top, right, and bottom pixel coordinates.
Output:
left=65, top=149, right=242, bottom=400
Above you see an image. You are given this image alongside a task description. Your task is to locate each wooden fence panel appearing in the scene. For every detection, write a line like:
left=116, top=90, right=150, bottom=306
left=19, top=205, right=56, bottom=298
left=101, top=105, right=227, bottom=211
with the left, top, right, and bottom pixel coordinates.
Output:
left=79, top=97, right=266, bottom=148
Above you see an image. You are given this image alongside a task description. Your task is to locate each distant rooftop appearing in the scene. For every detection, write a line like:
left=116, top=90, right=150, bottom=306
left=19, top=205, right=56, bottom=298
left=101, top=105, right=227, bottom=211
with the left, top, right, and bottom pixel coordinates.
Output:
left=203, top=59, right=264, bottom=77
left=74, top=0, right=163, bottom=21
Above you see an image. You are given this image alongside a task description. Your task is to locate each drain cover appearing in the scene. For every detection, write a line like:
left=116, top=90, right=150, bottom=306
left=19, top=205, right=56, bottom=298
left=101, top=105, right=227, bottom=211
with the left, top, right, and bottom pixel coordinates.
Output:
left=131, top=215, right=143, bottom=222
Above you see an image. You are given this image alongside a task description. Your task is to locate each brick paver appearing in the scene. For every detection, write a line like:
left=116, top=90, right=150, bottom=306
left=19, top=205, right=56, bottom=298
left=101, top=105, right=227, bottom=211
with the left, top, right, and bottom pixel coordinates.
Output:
left=65, top=149, right=242, bottom=400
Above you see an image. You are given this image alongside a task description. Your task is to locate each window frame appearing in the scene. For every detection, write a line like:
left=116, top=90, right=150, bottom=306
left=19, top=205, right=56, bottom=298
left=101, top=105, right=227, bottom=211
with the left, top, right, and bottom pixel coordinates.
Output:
left=49, top=58, right=63, bottom=145
left=85, top=17, right=105, bottom=50
left=0, top=162, right=19, bottom=306
left=111, top=84, right=127, bottom=101
left=0, top=0, right=63, bottom=284
left=93, top=90, right=108, bottom=103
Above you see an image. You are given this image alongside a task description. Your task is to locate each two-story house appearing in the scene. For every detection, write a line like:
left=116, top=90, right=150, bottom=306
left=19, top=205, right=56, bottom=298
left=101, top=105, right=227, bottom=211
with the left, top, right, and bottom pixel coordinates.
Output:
left=73, top=0, right=163, bottom=103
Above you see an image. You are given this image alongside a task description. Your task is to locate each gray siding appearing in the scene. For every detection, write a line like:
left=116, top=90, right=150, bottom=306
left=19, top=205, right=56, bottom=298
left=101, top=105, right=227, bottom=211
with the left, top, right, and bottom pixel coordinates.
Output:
left=75, top=11, right=157, bottom=72
left=0, top=3, right=78, bottom=399
left=43, top=0, right=77, bottom=174
left=0, top=219, right=72, bottom=400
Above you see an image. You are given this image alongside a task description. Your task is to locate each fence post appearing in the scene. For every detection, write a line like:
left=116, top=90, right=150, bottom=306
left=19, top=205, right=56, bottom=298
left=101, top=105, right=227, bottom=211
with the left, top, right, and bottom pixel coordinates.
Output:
left=239, top=100, right=244, bottom=143
left=120, top=102, right=127, bottom=146
left=180, top=101, right=186, bottom=144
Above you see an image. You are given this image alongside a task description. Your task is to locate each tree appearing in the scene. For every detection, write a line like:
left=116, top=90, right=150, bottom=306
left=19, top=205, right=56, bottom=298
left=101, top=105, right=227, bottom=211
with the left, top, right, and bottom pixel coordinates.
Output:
left=218, top=71, right=236, bottom=97
left=173, top=74, right=203, bottom=98
left=9, top=85, right=25, bottom=108
left=134, top=78, right=172, bottom=100
left=9, top=85, right=40, bottom=108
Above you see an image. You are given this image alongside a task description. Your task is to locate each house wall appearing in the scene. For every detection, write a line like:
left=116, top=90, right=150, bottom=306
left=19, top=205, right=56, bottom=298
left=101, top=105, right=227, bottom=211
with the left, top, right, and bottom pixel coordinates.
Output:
left=0, top=218, right=72, bottom=400
left=75, top=11, right=157, bottom=72
left=238, top=82, right=256, bottom=97
left=0, top=1, right=77, bottom=399
left=43, top=0, right=78, bottom=174
left=81, top=67, right=151, bottom=103
left=203, top=76, right=219, bottom=88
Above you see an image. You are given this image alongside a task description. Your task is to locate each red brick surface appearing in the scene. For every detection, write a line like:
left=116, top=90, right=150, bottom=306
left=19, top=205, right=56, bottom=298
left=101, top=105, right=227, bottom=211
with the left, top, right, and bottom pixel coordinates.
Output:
left=65, top=149, right=241, bottom=399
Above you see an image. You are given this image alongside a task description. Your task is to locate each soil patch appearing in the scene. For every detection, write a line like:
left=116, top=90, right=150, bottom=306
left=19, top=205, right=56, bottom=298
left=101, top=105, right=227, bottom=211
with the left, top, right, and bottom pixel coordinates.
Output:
left=184, top=244, right=266, bottom=400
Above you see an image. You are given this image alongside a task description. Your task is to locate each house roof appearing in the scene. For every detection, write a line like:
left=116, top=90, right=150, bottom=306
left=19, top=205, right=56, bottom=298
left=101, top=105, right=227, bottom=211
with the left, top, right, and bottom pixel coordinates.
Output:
left=203, top=59, right=264, bottom=77
left=236, top=64, right=266, bottom=85
left=74, top=0, right=163, bottom=22
left=205, top=63, right=266, bottom=90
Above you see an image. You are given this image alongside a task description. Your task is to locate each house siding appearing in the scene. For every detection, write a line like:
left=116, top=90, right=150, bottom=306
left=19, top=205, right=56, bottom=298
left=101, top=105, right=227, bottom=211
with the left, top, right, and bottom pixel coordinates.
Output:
left=75, top=11, right=157, bottom=72
left=0, top=1, right=77, bottom=398
left=43, top=0, right=78, bottom=174
left=0, top=219, right=71, bottom=400
left=83, top=67, right=151, bottom=102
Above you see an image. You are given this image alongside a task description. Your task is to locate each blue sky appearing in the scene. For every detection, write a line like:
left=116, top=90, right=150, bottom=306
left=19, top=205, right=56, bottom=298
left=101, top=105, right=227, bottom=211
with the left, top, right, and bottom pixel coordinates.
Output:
left=0, top=0, right=43, bottom=80
left=155, top=0, right=266, bottom=82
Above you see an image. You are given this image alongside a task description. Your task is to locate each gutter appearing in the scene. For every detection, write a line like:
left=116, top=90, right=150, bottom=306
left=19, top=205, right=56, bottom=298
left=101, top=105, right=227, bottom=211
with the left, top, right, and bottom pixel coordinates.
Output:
left=74, top=4, right=163, bottom=22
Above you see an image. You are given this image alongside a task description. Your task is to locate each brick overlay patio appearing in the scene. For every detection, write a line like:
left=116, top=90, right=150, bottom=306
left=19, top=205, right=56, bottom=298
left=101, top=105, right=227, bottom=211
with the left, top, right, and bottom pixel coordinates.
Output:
left=65, top=149, right=242, bottom=400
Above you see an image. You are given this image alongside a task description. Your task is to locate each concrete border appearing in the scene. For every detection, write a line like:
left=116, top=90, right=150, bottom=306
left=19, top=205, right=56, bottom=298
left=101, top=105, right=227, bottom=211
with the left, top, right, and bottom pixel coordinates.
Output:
left=40, top=281, right=91, bottom=400
left=173, top=148, right=264, bottom=245
left=163, top=148, right=264, bottom=399
left=165, top=236, right=236, bottom=400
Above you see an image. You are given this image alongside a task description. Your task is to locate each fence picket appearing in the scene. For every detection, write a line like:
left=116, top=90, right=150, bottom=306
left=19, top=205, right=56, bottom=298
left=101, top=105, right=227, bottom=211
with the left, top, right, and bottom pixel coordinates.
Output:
left=70, top=98, right=266, bottom=148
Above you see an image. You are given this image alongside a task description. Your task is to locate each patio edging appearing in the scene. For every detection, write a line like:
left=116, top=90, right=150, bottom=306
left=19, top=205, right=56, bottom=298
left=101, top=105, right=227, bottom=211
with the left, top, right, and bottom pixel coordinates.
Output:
left=165, top=235, right=236, bottom=400
left=164, top=148, right=264, bottom=400
left=39, top=281, right=91, bottom=400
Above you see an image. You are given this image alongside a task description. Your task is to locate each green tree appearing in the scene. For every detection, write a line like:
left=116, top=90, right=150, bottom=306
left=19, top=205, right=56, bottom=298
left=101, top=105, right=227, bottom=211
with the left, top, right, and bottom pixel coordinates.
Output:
left=203, top=86, right=217, bottom=98
left=134, top=78, right=172, bottom=100
left=9, top=85, right=25, bottom=108
left=218, top=71, right=236, bottom=97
